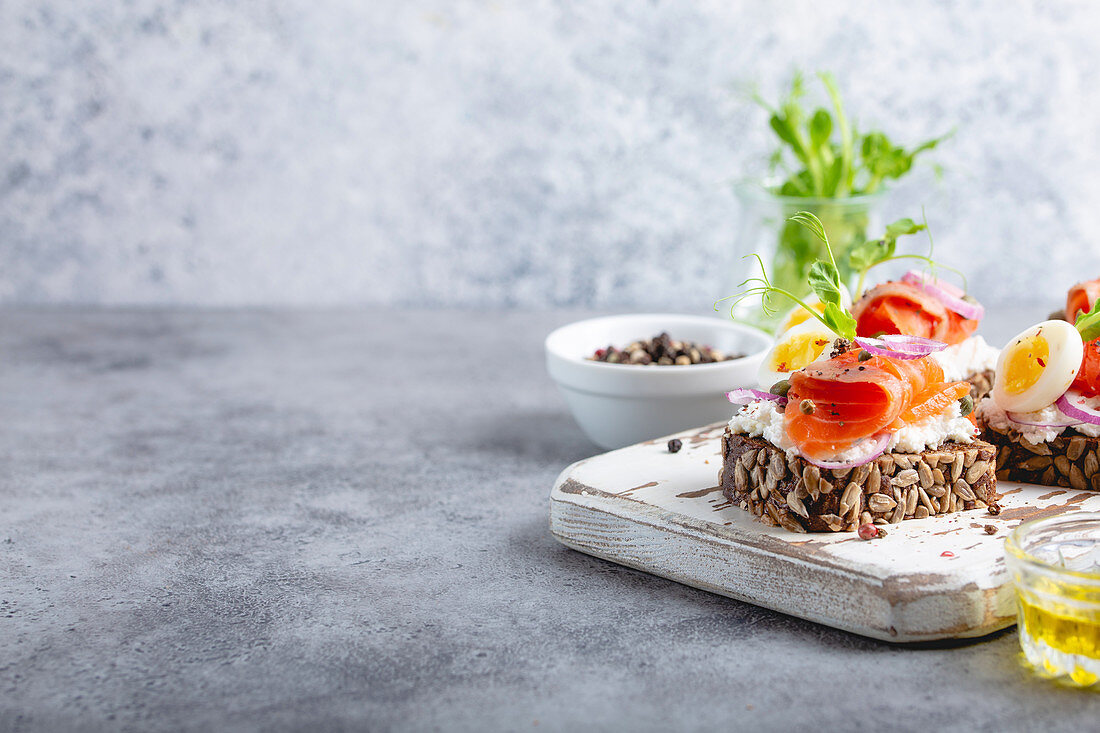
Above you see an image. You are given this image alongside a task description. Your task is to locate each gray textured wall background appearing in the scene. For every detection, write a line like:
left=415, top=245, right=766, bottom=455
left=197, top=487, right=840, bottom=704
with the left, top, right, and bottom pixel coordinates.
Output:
left=2, top=0, right=1099, bottom=307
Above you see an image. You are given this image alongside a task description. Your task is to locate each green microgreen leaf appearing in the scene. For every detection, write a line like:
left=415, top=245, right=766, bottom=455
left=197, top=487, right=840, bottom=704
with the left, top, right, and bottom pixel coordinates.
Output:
left=884, top=217, right=924, bottom=241
left=774, top=211, right=857, bottom=340
left=716, top=251, right=854, bottom=342
left=791, top=210, right=848, bottom=309
left=788, top=211, right=830, bottom=254
left=770, top=114, right=803, bottom=157
left=822, top=156, right=843, bottom=195
left=822, top=302, right=857, bottom=341
left=849, top=216, right=929, bottom=296
left=758, top=71, right=948, bottom=201
left=818, top=72, right=852, bottom=195
left=808, top=260, right=844, bottom=308
left=809, top=108, right=832, bottom=149
left=1075, top=299, right=1100, bottom=342
left=849, top=238, right=895, bottom=277
left=767, top=148, right=783, bottom=173
left=743, top=72, right=952, bottom=330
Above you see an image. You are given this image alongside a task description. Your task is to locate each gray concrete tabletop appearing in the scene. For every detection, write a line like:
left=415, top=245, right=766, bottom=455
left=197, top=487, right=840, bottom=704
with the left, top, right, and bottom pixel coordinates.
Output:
left=2, top=306, right=1096, bottom=732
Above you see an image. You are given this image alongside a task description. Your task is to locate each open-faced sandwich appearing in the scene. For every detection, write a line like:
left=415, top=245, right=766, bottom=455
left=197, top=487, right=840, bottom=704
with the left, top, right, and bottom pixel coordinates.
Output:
left=722, top=213, right=999, bottom=533
left=977, top=294, right=1100, bottom=490
left=852, top=271, right=996, bottom=399
left=757, top=216, right=997, bottom=400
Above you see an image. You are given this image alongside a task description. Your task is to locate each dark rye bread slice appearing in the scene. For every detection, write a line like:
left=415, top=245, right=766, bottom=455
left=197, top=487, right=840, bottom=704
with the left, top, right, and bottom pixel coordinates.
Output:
left=966, top=369, right=994, bottom=401
left=979, top=417, right=1100, bottom=491
left=720, top=428, right=1000, bottom=533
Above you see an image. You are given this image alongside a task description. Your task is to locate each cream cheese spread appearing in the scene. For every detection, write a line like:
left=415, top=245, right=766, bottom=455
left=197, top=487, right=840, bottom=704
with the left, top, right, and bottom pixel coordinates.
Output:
left=728, top=399, right=976, bottom=461
left=930, top=335, right=999, bottom=382
left=976, top=397, right=1100, bottom=443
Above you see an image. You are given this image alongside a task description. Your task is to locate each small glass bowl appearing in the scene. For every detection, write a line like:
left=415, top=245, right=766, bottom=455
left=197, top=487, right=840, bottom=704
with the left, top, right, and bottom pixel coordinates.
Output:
left=1005, top=512, right=1100, bottom=688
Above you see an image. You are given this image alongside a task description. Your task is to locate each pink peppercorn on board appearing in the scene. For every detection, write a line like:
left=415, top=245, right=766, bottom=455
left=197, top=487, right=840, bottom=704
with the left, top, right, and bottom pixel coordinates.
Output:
left=549, top=422, right=1100, bottom=642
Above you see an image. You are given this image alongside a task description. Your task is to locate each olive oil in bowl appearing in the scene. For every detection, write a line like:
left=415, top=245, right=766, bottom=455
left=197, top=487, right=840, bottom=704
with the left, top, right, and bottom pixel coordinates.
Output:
left=1006, top=513, right=1100, bottom=688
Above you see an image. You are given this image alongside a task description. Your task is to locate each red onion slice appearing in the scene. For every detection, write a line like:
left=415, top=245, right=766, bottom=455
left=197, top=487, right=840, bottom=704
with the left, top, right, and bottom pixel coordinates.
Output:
left=902, top=270, right=966, bottom=298
left=901, top=270, right=985, bottom=321
left=1006, top=411, right=1082, bottom=428
left=854, top=335, right=947, bottom=360
left=801, top=433, right=891, bottom=470
left=1055, top=390, right=1100, bottom=426
left=881, top=333, right=944, bottom=349
left=726, top=388, right=787, bottom=407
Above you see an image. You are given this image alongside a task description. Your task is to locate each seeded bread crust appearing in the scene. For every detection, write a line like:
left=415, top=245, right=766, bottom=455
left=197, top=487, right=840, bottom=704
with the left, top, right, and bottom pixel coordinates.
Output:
left=966, top=369, right=994, bottom=401
left=978, top=418, right=1100, bottom=491
left=720, top=428, right=1000, bottom=533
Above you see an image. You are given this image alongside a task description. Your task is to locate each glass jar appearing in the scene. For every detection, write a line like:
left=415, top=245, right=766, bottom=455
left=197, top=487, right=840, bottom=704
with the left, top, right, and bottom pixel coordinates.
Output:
left=1005, top=512, right=1100, bottom=688
left=725, top=182, right=885, bottom=333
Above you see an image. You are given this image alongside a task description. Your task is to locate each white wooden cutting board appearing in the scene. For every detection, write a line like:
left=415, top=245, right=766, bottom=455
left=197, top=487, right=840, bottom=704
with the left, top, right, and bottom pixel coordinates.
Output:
left=549, top=422, right=1100, bottom=642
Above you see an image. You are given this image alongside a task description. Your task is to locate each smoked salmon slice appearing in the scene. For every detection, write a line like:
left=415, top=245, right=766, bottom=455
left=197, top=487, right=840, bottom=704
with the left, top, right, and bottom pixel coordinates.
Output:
left=784, top=349, right=970, bottom=459
left=1066, top=279, right=1100, bottom=324
left=852, top=281, right=978, bottom=345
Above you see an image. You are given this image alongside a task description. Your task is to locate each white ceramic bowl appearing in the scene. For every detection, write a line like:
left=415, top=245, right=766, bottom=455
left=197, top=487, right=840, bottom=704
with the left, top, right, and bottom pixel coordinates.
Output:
left=545, top=313, right=771, bottom=449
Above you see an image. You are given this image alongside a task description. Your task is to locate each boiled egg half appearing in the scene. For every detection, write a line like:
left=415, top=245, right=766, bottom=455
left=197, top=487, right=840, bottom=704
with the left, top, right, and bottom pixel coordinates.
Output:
left=776, top=288, right=853, bottom=334
left=757, top=319, right=836, bottom=388
left=992, top=320, right=1082, bottom=413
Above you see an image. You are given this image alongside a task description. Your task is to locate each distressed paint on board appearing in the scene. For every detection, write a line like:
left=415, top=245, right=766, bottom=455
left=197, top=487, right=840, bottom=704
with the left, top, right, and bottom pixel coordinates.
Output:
left=549, top=423, right=1100, bottom=642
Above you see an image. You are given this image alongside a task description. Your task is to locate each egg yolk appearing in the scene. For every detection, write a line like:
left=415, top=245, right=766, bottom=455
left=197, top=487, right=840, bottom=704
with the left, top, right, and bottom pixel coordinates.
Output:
left=781, top=302, right=829, bottom=332
left=770, top=334, right=831, bottom=373
left=1003, top=333, right=1050, bottom=395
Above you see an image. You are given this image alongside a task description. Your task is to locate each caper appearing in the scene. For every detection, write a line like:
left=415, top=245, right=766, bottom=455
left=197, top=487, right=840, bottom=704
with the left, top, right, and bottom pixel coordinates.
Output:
left=962, top=294, right=978, bottom=304
left=857, top=349, right=873, bottom=362
left=959, top=395, right=975, bottom=417
left=770, top=379, right=791, bottom=398
left=800, top=399, right=816, bottom=415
